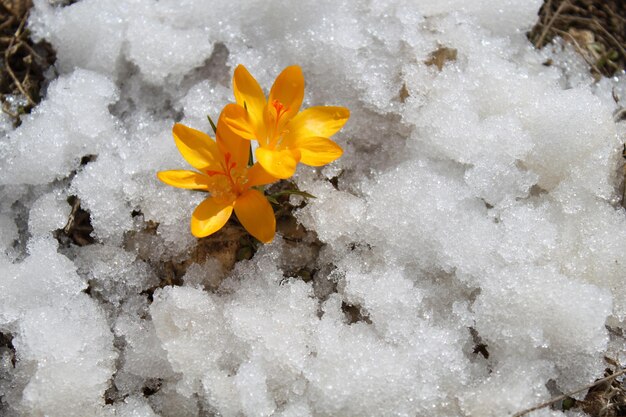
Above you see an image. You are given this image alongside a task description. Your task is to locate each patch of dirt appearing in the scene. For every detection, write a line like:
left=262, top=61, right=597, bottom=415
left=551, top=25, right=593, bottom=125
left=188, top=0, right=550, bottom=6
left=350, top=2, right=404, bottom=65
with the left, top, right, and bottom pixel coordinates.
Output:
left=0, top=0, right=55, bottom=125
left=124, top=180, right=323, bottom=297
left=0, top=331, right=15, bottom=368
left=529, top=0, right=626, bottom=78
left=159, top=220, right=253, bottom=286
left=580, top=365, right=626, bottom=417
left=341, top=302, right=371, bottom=325
left=425, top=46, right=458, bottom=71
left=54, top=195, right=96, bottom=247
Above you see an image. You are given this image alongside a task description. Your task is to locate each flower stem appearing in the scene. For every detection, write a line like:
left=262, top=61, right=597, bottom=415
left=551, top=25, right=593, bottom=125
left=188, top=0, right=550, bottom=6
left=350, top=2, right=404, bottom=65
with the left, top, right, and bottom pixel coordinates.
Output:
left=207, top=115, right=217, bottom=135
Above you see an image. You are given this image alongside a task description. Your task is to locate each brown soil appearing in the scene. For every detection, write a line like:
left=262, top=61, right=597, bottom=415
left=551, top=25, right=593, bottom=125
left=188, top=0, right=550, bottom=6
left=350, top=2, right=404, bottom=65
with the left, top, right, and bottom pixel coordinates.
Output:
left=0, top=0, right=55, bottom=125
left=529, top=0, right=626, bottom=78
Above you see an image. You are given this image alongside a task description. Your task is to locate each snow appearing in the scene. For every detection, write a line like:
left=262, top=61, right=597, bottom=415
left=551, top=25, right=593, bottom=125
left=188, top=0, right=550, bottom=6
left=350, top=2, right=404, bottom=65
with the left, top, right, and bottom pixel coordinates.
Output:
left=0, top=0, right=625, bottom=416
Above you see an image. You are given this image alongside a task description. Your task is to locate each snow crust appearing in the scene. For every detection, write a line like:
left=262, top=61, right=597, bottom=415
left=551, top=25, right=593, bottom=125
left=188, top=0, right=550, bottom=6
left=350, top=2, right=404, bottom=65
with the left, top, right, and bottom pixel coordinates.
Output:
left=1, top=0, right=625, bottom=415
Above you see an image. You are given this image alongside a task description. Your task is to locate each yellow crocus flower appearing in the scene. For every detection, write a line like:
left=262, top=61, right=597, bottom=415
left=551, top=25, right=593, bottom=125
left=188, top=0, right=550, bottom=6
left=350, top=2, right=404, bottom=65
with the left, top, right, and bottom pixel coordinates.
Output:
left=157, top=115, right=277, bottom=242
left=222, top=65, right=350, bottom=179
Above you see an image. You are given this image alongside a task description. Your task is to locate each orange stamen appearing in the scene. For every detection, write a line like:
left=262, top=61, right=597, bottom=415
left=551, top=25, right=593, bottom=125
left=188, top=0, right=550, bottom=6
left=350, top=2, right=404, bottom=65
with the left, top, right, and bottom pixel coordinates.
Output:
left=205, top=170, right=225, bottom=177
left=269, top=99, right=290, bottom=148
left=272, top=99, right=288, bottom=121
left=205, top=152, right=236, bottom=185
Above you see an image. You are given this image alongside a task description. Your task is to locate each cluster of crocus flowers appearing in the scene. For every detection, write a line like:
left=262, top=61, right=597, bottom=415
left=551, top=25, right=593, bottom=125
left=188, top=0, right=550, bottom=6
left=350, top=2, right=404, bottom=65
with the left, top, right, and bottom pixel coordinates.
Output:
left=157, top=65, right=350, bottom=243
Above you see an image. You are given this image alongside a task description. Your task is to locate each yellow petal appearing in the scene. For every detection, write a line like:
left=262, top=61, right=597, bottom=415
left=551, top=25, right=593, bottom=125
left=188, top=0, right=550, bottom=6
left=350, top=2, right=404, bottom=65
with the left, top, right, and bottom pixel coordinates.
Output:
left=291, top=136, right=343, bottom=166
left=233, top=65, right=267, bottom=129
left=173, top=123, right=221, bottom=171
left=157, top=170, right=212, bottom=190
left=268, top=66, right=304, bottom=122
left=219, top=103, right=257, bottom=140
left=234, top=189, right=275, bottom=243
left=284, top=106, right=349, bottom=142
left=217, top=105, right=251, bottom=170
left=247, top=163, right=278, bottom=187
left=190, top=197, right=234, bottom=238
left=255, top=147, right=301, bottom=179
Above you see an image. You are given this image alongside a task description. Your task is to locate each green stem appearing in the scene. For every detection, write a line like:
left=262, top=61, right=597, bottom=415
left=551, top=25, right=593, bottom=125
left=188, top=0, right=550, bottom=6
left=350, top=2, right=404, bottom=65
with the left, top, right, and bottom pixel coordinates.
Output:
left=207, top=115, right=217, bottom=135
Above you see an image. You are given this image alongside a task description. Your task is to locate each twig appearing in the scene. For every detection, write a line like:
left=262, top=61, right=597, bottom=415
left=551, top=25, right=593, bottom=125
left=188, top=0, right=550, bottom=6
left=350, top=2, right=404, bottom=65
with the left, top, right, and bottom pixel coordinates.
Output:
left=535, top=0, right=569, bottom=48
left=4, top=13, right=35, bottom=106
left=0, top=1, right=20, bottom=19
left=540, top=0, right=552, bottom=28
left=555, top=15, right=626, bottom=59
left=5, top=10, right=26, bottom=48
left=0, top=15, right=15, bottom=32
left=63, top=197, right=81, bottom=234
left=591, top=20, right=626, bottom=60
left=0, top=100, right=18, bottom=118
left=551, top=27, right=604, bottom=76
left=4, top=57, right=34, bottom=105
left=16, top=39, right=43, bottom=61
left=512, top=368, right=626, bottom=417
left=604, top=5, right=626, bottom=25
left=532, top=0, right=552, bottom=45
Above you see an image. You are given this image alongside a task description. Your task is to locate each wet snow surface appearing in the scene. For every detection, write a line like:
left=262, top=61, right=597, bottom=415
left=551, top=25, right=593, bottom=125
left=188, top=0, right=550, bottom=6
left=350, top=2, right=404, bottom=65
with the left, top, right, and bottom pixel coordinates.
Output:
left=1, top=0, right=626, bottom=416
